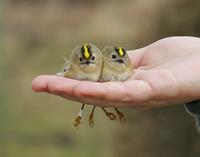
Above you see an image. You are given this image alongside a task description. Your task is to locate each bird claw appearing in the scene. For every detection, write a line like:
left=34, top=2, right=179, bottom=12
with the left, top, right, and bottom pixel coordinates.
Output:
left=89, top=114, right=94, bottom=128
left=116, top=111, right=126, bottom=124
left=73, top=116, right=82, bottom=129
left=106, top=112, right=117, bottom=121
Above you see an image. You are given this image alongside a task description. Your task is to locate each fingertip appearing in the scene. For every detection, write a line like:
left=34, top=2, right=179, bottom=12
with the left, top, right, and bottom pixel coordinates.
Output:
left=32, top=75, right=49, bottom=92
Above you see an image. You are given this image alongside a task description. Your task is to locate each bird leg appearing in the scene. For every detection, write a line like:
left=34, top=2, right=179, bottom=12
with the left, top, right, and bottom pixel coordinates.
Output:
left=102, top=107, right=117, bottom=121
left=89, top=106, right=96, bottom=128
left=74, top=104, right=85, bottom=129
left=114, top=108, right=125, bottom=124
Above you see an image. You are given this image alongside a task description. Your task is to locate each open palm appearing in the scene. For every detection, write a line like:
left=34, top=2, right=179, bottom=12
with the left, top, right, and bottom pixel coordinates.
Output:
left=32, top=37, right=200, bottom=109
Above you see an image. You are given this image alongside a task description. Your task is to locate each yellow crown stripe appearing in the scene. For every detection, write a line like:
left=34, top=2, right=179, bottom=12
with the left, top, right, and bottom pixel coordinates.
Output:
left=118, top=47, right=124, bottom=57
left=83, top=43, right=91, bottom=59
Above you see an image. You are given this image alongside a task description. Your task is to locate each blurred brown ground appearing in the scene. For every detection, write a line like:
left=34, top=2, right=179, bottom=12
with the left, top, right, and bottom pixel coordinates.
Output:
left=2, top=0, right=200, bottom=157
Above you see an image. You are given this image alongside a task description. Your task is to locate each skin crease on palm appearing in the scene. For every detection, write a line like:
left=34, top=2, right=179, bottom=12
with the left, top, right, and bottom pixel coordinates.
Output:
left=32, top=36, right=200, bottom=109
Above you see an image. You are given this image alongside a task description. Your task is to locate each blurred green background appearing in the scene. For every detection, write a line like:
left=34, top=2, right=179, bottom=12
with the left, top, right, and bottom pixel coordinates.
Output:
left=1, top=0, right=200, bottom=157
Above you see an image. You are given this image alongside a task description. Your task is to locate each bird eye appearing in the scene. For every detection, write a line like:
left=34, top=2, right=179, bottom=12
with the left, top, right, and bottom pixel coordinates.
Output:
left=112, top=54, right=116, bottom=59
left=79, top=57, right=83, bottom=62
left=91, top=56, right=95, bottom=60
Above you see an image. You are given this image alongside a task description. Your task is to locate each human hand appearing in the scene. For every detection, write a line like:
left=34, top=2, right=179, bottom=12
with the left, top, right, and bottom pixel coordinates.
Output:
left=32, top=36, right=200, bottom=109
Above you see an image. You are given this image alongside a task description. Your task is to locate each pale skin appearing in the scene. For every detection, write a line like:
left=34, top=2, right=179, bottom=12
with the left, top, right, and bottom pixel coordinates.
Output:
left=32, top=36, right=200, bottom=109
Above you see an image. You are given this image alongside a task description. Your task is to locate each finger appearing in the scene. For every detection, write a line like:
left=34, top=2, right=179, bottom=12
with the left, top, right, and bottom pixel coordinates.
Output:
left=32, top=75, right=154, bottom=107
left=127, top=46, right=147, bottom=68
left=72, top=80, right=154, bottom=103
left=32, top=75, right=80, bottom=97
left=62, top=95, right=160, bottom=109
left=32, top=75, right=54, bottom=92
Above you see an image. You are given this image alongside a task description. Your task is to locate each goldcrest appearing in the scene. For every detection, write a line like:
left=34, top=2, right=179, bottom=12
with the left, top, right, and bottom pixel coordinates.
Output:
left=63, top=43, right=102, bottom=81
left=62, top=43, right=102, bottom=128
left=100, top=46, right=134, bottom=123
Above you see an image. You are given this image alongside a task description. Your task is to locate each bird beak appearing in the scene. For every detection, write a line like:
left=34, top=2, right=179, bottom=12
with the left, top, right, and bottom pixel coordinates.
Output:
left=116, top=59, right=124, bottom=63
left=85, top=61, right=91, bottom=65
left=81, top=61, right=93, bottom=65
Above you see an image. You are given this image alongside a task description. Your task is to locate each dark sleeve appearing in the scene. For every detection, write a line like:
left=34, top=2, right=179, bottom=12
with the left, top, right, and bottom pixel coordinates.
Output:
left=185, top=100, right=200, bottom=133
left=185, top=100, right=200, bottom=115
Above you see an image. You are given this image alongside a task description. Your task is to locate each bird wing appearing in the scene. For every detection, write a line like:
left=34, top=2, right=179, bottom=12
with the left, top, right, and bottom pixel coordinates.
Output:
left=63, top=58, right=72, bottom=72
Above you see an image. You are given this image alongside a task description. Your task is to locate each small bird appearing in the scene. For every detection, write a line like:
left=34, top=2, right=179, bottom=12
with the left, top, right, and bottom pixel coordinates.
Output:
left=100, top=46, right=134, bottom=123
left=63, top=43, right=103, bottom=128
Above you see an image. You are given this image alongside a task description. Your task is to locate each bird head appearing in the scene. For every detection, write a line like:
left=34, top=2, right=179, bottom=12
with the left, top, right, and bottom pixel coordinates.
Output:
left=72, top=43, right=102, bottom=72
left=102, top=46, right=130, bottom=66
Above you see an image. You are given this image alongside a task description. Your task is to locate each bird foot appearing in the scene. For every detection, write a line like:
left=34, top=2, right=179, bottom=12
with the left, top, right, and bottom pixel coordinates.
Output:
left=89, top=114, right=94, bottom=128
left=73, top=116, right=82, bottom=129
left=106, top=112, right=117, bottom=121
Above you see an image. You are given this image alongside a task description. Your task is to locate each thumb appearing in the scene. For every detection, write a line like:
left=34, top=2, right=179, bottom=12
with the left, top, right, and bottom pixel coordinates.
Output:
left=127, top=46, right=147, bottom=68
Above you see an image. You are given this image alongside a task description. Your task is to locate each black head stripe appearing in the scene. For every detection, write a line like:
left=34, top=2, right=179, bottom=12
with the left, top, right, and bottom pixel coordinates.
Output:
left=115, top=47, right=126, bottom=57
